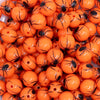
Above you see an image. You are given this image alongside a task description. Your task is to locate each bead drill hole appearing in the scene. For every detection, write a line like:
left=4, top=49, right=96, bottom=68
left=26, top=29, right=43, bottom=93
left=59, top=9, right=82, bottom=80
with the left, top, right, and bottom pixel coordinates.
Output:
left=73, top=15, right=75, bottom=17
left=7, top=31, right=9, bottom=34
left=27, top=32, right=29, bottom=34
left=11, top=85, right=13, bottom=88
left=54, top=88, right=56, bottom=91
left=28, top=47, right=30, bottom=49
left=27, top=61, right=30, bottom=64
left=27, top=95, right=30, bottom=98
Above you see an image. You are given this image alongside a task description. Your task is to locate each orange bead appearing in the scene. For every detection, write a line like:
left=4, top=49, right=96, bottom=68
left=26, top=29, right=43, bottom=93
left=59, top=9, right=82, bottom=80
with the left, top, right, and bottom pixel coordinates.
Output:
left=6, top=78, right=22, bottom=95
left=0, top=44, right=5, bottom=58
left=72, top=90, right=84, bottom=100
left=36, top=54, right=48, bottom=67
left=6, top=47, right=21, bottom=62
left=97, top=23, right=100, bottom=35
left=20, top=87, right=36, bottom=100
left=92, top=50, right=100, bottom=65
left=32, top=5, right=40, bottom=14
left=22, top=71, right=38, bottom=87
left=20, top=22, right=36, bottom=37
left=16, top=30, right=26, bottom=44
left=85, top=22, right=96, bottom=37
left=1, top=28, right=17, bottom=43
left=76, top=46, right=92, bottom=63
left=89, top=8, right=100, bottom=24
left=80, top=79, right=96, bottom=96
left=48, top=82, right=63, bottom=98
left=64, top=74, right=80, bottom=90
left=59, top=91, right=74, bottom=100
left=2, top=92, right=18, bottom=100
left=0, top=58, right=6, bottom=66
left=19, top=70, right=25, bottom=80
left=11, top=7, right=27, bottom=21
left=55, top=0, right=69, bottom=12
left=18, top=45, right=28, bottom=57
left=80, top=0, right=95, bottom=10
left=39, top=71, right=50, bottom=86
left=33, top=83, right=41, bottom=91
left=21, top=55, right=36, bottom=70
left=37, top=26, right=53, bottom=39
left=46, top=66, right=62, bottom=81
left=1, top=1, right=15, bottom=16
left=59, top=35, right=75, bottom=49
left=40, top=0, right=56, bottom=16
left=61, top=57, right=78, bottom=74
left=23, top=38, right=37, bottom=54
left=47, top=48, right=63, bottom=65
left=74, top=25, right=90, bottom=42
left=46, top=13, right=56, bottom=27
left=68, top=11, right=81, bottom=28
left=78, top=63, right=93, bottom=79
left=86, top=42, right=99, bottom=56
left=37, top=87, right=50, bottom=100
left=31, top=13, right=46, bottom=29
left=54, top=13, right=70, bottom=29
left=36, top=37, right=52, bottom=53
left=0, top=62, right=15, bottom=78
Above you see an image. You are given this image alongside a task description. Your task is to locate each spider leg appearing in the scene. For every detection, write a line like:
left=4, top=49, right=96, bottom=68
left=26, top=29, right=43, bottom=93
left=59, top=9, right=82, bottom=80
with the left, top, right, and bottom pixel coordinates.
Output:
left=32, top=96, right=36, bottom=99
left=58, top=53, right=61, bottom=61
left=27, top=88, right=32, bottom=94
left=8, top=95, right=14, bottom=100
left=78, top=26, right=84, bottom=31
left=55, top=73, right=57, bottom=80
left=42, top=6, right=47, bottom=11
left=44, top=29, right=52, bottom=34
left=7, top=66, right=12, bottom=71
left=45, top=5, right=53, bottom=11
left=0, top=89, right=4, bottom=93
left=71, top=66, right=74, bottom=72
left=32, top=81, right=37, bottom=86
left=19, top=11, right=22, bottom=21
left=66, top=35, right=69, bottom=48
left=50, top=55, right=55, bottom=63
left=60, top=41, right=65, bottom=49
left=79, top=50, right=85, bottom=56
left=51, top=67, right=56, bottom=71
left=16, top=85, right=22, bottom=89
left=22, top=24, right=25, bottom=34
left=52, top=50, right=56, bottom=60
left=92, top=16, right=99, bottom=19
